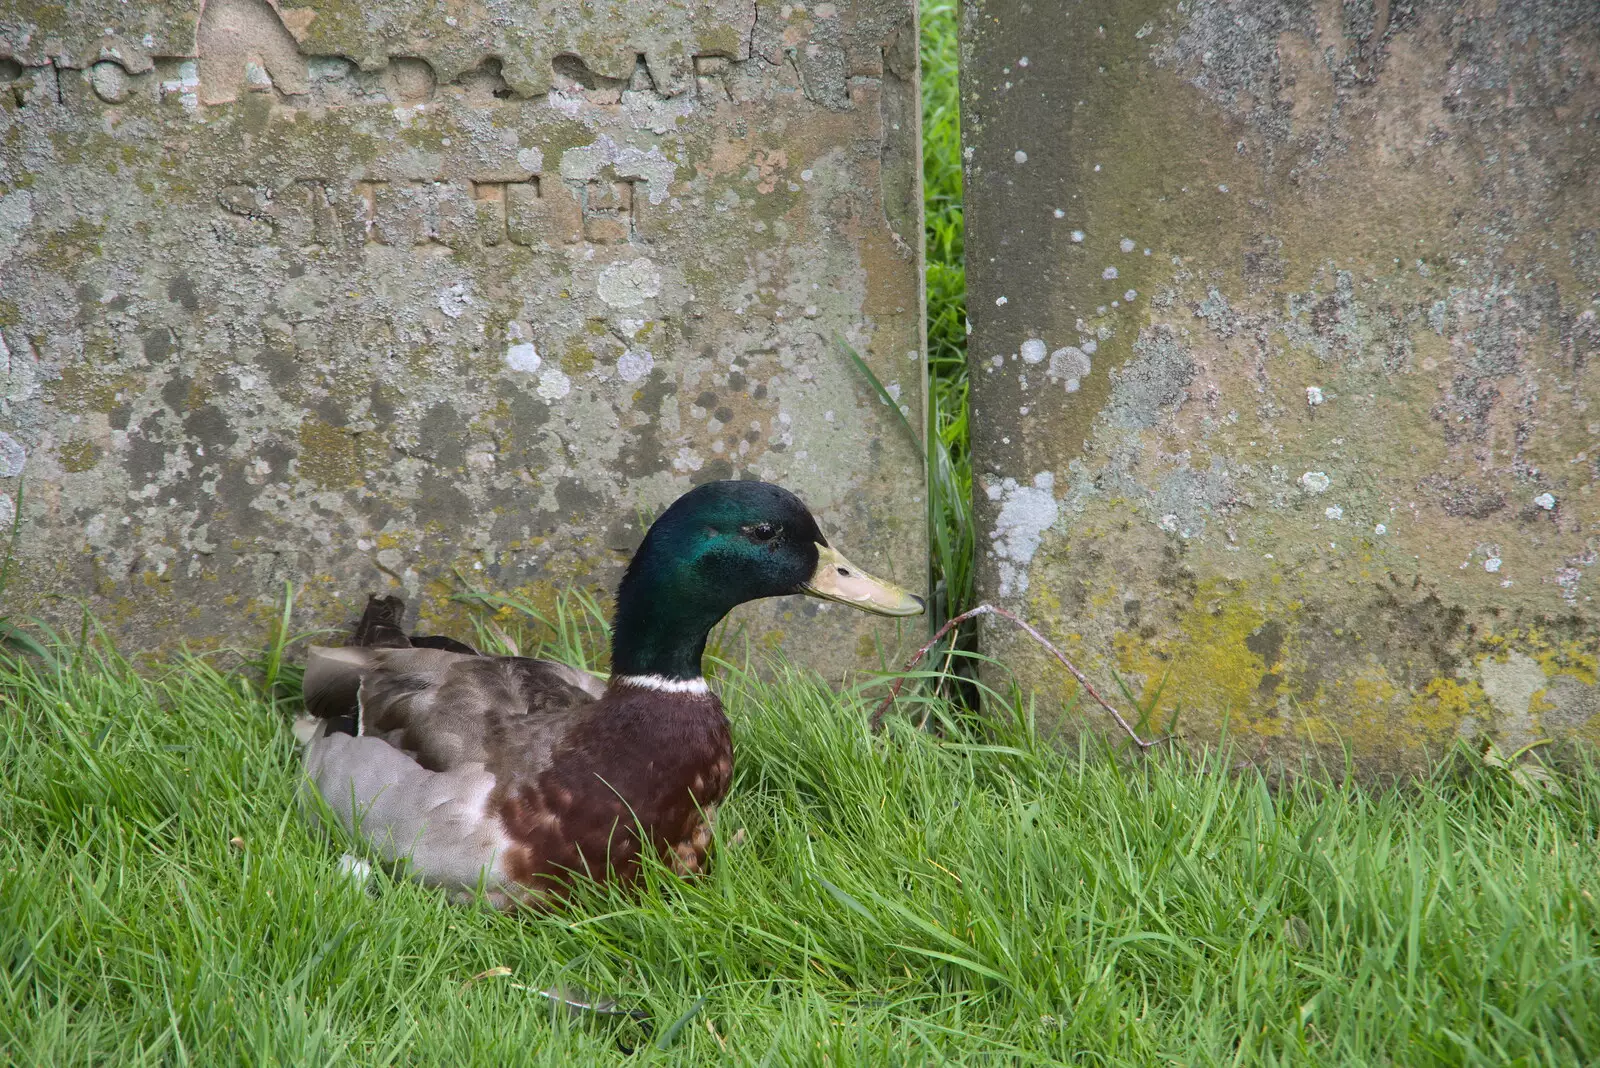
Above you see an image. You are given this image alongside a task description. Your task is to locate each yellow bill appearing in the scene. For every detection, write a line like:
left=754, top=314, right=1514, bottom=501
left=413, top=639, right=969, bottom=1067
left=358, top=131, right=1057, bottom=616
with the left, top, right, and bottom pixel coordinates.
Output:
left=801, top=544, right=925, bottom=617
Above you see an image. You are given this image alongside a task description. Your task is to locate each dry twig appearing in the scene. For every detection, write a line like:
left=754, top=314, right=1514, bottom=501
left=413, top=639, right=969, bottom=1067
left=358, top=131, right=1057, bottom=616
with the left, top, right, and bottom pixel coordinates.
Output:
left=870, top=603, right=1165, bottom=750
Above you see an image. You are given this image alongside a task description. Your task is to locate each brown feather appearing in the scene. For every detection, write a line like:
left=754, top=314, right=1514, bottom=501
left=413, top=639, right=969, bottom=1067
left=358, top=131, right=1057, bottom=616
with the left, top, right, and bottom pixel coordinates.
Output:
left=347, top=594, right=411, bottom=648
left=492, top=686, right=732, bottom=896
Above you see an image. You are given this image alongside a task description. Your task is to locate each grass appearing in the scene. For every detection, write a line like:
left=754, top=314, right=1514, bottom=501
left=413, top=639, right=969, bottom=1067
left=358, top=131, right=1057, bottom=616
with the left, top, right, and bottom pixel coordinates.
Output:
left=5, top=615, right=1600, bottom=1065
left=5, top=4, right=1600, bottom=1065
left=922, top=1, right=975, bottom=625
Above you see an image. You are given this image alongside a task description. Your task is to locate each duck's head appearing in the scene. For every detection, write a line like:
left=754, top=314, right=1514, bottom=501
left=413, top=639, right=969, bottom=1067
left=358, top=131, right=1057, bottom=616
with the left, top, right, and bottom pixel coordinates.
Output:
left=611, top=480, right=924, bottom=681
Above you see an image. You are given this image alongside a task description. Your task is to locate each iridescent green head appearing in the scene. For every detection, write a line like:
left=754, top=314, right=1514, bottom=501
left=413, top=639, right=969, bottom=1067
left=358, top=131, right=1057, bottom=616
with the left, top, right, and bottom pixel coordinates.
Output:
left=610, top=481, right=923, bottom=680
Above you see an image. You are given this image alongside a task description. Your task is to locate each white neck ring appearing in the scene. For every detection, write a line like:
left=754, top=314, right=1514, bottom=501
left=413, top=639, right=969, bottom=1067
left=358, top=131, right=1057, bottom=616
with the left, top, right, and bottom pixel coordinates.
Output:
left=611, top=674, right=711, bottom=695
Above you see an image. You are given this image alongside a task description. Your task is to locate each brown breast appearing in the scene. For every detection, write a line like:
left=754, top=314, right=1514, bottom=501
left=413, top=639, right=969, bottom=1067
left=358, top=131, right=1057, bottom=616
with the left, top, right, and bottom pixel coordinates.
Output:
left=491, top=686, right=732, bottom=903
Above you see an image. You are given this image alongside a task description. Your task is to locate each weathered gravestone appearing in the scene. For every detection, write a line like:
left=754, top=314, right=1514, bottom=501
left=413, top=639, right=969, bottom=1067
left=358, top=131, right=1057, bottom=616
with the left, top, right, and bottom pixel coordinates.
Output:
left=0, top=0, right=926, bottom=671
left=963, top=0, right=1600, bottom=773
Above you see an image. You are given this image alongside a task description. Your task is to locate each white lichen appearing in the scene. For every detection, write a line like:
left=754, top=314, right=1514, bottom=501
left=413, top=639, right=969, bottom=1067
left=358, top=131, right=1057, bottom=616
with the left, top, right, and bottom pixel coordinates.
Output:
left=1325, top=505, right=1343, bottom=520
left=986, top=472, right=1058, bottom=598
left=1306, top=385, right=1324, bottom=406
left=597, top=257, right=662, bottom=308
left=1047, top=346, right=1091, bottom=393
left=0, top=189, right=35, bottom=262
left=1557, top=567, right=1583, bottom=603
left=1020, top=338, right=1047, bottom=363
left=1534, top=492, right=1557, bottom=511
left=158, top=59, right=200, bottom=114
left=516, top=147, right=544, bottom=172
left=437, top=282, right=473, bottom=318
left=0, top=430, right=25, bottom=477
left=559, top=135, right=677, bottom=205
left=536, top=368, right=571, bottom=401
left=1298, top=471, right=1331, bottom=494
left=615, top=349, right=654, bottom=383
left=505, top=341, right=541, bottom=374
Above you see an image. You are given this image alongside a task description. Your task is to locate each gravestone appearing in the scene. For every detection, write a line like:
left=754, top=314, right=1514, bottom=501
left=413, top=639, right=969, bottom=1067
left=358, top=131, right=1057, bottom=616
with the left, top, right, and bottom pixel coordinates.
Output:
left=0, top=0, right=926, bottom=672
left=963, top=0, right=1600, bottom=773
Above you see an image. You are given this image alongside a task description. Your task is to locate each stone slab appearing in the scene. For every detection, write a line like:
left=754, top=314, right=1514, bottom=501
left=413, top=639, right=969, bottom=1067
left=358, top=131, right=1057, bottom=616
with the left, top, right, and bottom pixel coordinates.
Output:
left=962, top=0, right=1600, bottom=773
left=0, top=0, right=926, bottom=672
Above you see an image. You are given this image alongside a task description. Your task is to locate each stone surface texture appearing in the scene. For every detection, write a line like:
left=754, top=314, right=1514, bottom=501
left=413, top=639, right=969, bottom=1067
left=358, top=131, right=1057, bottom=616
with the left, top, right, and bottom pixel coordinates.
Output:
left=0, top=0, right=926, bottom=671
left=962, top=0, right=1600, bottom=773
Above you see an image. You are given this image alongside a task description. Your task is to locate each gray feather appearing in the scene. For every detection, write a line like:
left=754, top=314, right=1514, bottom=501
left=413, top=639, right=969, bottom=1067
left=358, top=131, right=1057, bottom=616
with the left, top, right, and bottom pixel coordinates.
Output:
left=302, top=722, right=518, bottom=897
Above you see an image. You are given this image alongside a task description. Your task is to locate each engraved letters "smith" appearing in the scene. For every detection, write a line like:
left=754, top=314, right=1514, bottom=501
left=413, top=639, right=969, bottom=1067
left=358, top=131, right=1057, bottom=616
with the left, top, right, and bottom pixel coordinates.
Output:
left=216, top=174, right=642, bottom=249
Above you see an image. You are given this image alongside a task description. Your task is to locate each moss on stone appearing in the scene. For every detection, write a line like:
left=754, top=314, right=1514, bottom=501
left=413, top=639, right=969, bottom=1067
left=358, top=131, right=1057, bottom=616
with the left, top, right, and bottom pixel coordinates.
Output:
left=58, top=439, right=103, bottom=473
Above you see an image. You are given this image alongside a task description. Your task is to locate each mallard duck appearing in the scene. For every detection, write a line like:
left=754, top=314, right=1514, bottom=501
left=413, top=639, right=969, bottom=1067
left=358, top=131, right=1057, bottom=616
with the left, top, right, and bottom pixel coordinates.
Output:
left=298, top=480, right=923, bottom=907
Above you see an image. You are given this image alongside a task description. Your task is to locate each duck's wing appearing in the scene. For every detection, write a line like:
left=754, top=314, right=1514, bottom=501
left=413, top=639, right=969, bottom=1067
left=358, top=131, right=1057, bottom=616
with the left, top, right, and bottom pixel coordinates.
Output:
left=303, top=646, right=607, bottom=770
left=300, top=648, right=609, bottom=906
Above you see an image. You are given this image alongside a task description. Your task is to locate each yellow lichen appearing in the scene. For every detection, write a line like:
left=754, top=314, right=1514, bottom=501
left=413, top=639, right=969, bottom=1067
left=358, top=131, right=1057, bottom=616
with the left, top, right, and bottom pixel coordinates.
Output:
left=58, top=439, right=103, bottom=473
left=1111, top=579, right=1271, bottom=731
left=1407, top=676, right=1487, bottom=737
left=296, top=418, right=373, bottom=489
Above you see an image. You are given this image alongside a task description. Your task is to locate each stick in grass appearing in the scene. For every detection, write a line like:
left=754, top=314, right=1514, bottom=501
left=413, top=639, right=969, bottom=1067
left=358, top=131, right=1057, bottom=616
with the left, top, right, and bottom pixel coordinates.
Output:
left=870, top=603, right=1165, bottom=750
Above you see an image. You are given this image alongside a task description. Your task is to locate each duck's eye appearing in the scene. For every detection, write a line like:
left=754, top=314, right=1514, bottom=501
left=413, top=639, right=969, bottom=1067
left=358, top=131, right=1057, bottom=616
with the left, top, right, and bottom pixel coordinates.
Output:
left=744, top=522, right=778, bottom=542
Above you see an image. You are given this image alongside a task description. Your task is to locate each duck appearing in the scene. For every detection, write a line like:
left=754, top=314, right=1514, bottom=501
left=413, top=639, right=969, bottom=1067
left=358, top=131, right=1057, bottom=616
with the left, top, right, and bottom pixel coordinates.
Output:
left=298, top=479, right=924, bottom=908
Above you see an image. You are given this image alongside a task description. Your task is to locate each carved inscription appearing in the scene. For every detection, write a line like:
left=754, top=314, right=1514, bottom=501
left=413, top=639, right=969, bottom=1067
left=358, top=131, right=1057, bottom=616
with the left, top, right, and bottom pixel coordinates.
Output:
left=216, top=175, right=594, bottom=249
left=471, top=179, right=576, bottom=247
left=582, top=178, right=639, bottom=244
left=358, top=180, right=479, bottom=248
left=1, top=58, right=60, bottom=107
left=692, top=55, right=734, bottom=102
left=4, top=0, right=865, bottom=117
left=216, top=179, right=341, bottom=247
left=196, top=0, right=307, bottom=104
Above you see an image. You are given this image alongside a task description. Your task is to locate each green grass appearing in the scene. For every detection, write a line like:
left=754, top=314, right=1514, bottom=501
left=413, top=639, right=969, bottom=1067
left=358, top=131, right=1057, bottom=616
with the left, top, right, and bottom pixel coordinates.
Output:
left=922, top=1, right=975, bottom=624
left=5, top=619, right=1600, bottom=1065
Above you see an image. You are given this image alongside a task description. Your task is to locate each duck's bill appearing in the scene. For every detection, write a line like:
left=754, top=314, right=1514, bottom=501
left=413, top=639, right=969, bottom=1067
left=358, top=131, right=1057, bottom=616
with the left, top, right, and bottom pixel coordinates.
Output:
left=801, top=544, right=925, bottom=617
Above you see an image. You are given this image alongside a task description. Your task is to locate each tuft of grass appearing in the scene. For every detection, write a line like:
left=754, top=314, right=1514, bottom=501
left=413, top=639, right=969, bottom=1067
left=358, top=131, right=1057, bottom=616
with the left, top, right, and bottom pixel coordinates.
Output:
left=922, top=1, right=973, bottom=626
left=0, top=481, right=55, bottom=666
left=5, top=617, right=1600, bottom=1064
